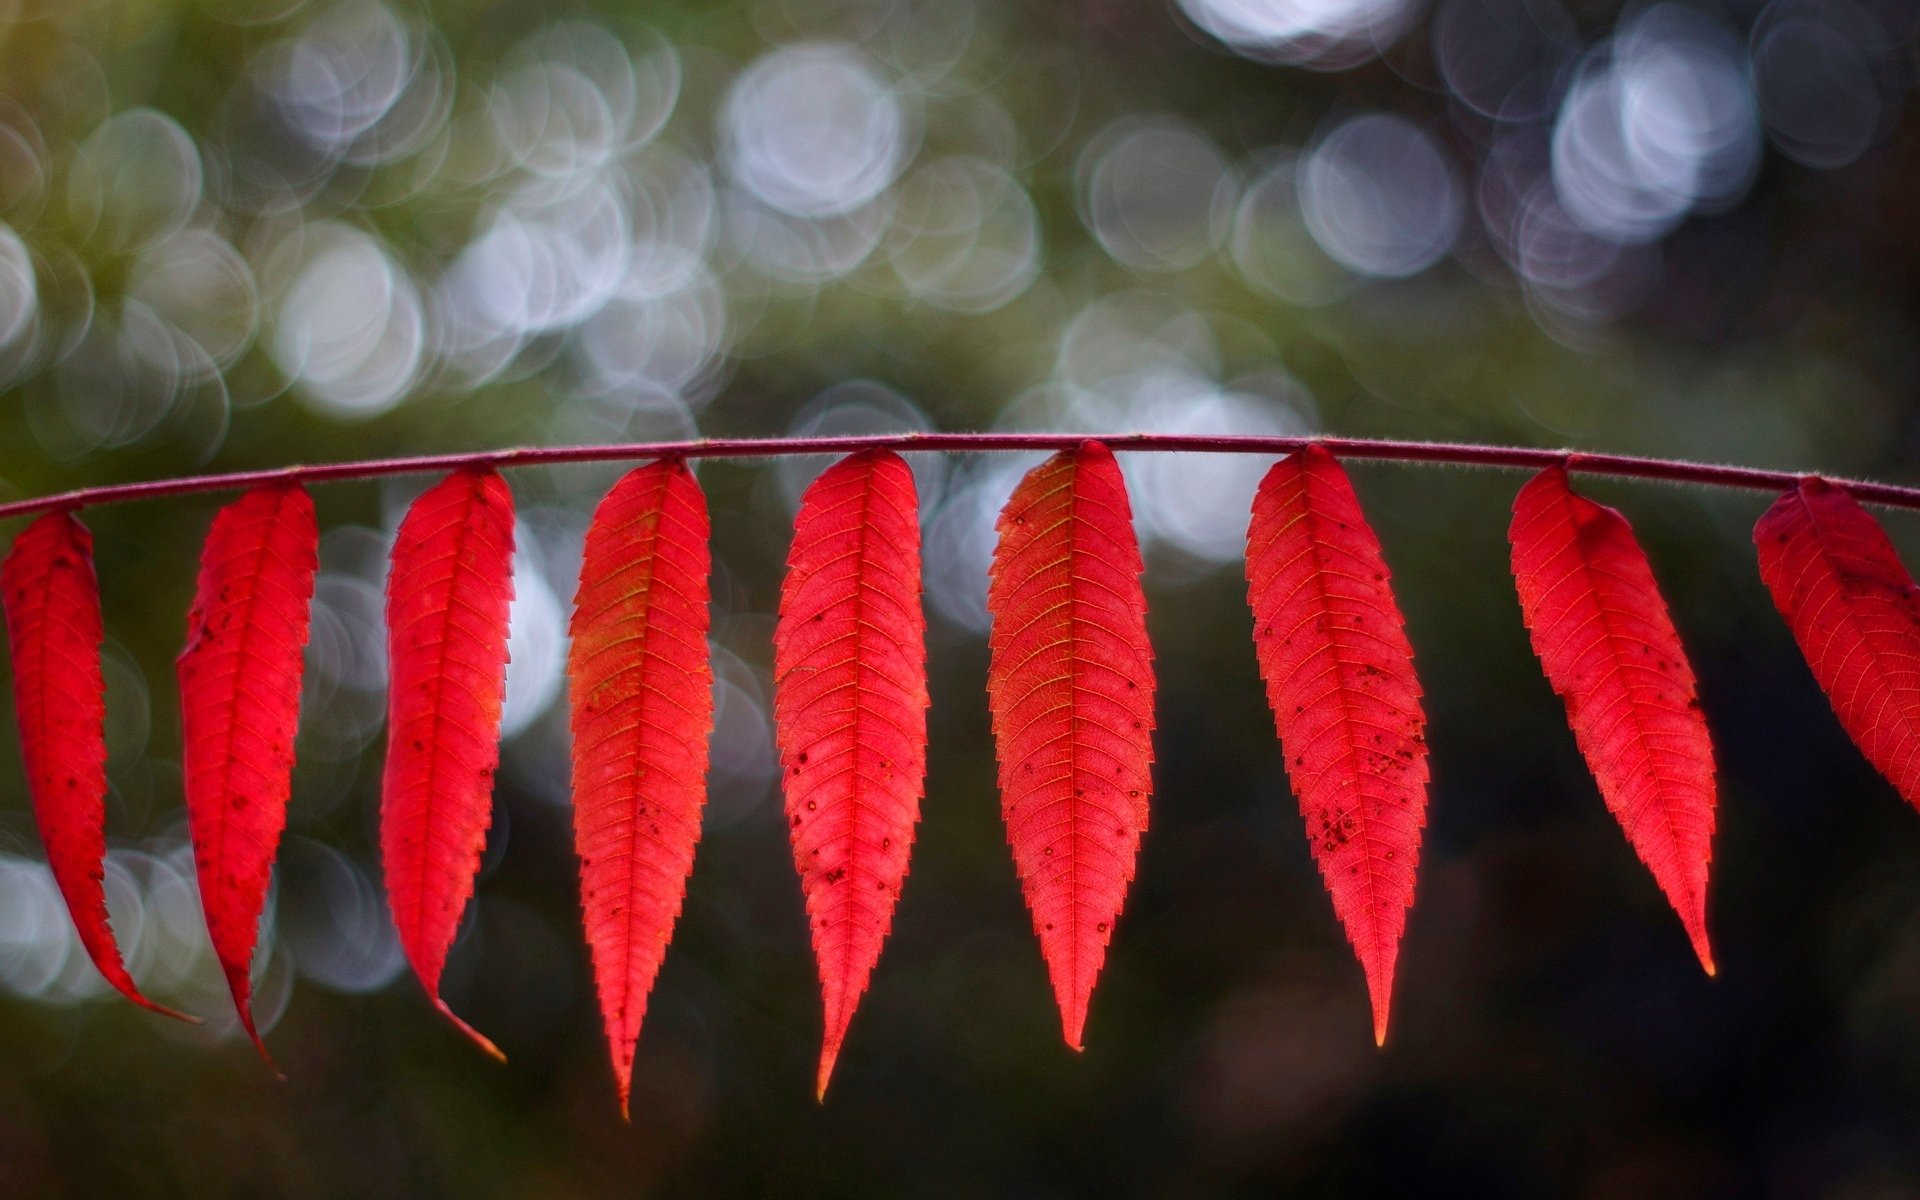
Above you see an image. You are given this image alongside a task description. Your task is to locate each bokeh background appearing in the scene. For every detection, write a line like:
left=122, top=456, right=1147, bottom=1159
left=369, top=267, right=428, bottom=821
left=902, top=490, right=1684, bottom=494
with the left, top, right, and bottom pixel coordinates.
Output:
left=2, top=0, right=1919, bottom=1194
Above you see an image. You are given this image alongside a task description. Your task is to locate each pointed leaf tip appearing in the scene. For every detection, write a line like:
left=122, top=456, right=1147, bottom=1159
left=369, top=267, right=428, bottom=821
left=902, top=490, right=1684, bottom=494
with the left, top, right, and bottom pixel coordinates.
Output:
left=433, top=996, right=506, bottom=1063
left=1246, top=449, right=1427, bottom=1047
left=128, top=996, right=202, bottom=1024
left=179, top=482, right=319, bottom=1063
left=228, top=980, right=287, bottom=1078
left=776, top=449, right=928, bottom=1092
left=815, top=1040, right=841, bottom=1102
left=1756, top=477, right=1920, bottom=816
left=2, top=511, right=197, bottom=1022
left=1368, top=958, right=1394, bottom=1048
left=569, top=461, right=713, bottom=1111
left=987, top=441, right=1154, bottom=1053
left=1510, top=467, right=1717, bottom=969
left=381, top=468, right=516, bottom=1055
left=226, top=960, right=285, bottom=1075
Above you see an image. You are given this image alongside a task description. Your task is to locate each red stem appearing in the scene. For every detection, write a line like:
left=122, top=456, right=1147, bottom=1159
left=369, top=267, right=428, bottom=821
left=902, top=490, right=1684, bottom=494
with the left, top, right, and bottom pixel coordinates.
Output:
left=0, top=433, right=1910, bottom=520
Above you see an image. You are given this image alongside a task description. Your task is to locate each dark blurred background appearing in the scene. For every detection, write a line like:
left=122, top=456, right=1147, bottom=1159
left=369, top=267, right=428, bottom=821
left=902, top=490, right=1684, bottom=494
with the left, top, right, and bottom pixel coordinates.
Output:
left=2, top=0, right=1920, bottom=1195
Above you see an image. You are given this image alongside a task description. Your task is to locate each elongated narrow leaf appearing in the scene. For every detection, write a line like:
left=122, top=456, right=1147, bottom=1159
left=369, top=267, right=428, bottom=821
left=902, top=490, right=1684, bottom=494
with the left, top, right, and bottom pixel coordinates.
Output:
left=1756, top=478, right=1920, bottom=812
left=569, top=460, right=713, bottom=1118
left=382, top=468, right=515, bottom=1059
left=987, top=441, right=1154, bottom=1049
left=2, top=512, right=192, bottom=1020
left=1510, top=466, right=1716, bottom=972
left=178, top=483, right=319, bottom=1061
left=775, top=450, right=928, bottom=1097
left=1245, top=447, right=1428, bottom=1045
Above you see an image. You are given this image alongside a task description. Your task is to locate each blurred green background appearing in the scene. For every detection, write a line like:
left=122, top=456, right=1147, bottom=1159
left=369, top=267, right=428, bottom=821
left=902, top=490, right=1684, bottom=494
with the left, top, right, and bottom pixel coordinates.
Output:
left=3, top=0, right=1920, bottom=1195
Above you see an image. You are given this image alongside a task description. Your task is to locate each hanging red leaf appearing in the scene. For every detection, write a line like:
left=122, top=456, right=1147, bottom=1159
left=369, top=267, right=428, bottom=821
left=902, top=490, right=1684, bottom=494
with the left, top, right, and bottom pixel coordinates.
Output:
left=2, top=511, right=193, bottom=1020
left=178, top=482, right=319, bottom=1062
left=382, top=467, right=515, bottom=1059
left=987, top=440, right=1155, bottom=1050
left=1510, top=465, right=1716, bottom=973
left=775, top=450, right=927, bottom=1098
left=568, top=460, right=713, bottom=1118
left=1756, top=477, right=1920, bottom=813
left=1244, top=446, right=1429, bottom=1045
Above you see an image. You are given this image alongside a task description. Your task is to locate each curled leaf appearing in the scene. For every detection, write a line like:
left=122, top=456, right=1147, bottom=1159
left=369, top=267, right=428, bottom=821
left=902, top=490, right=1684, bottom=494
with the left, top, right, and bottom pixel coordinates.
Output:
left=179, top=482, right=320, bottom=1063
left=382, top=468, right=515, bottom=1060
left=3, top=511, right=194, bottom=1021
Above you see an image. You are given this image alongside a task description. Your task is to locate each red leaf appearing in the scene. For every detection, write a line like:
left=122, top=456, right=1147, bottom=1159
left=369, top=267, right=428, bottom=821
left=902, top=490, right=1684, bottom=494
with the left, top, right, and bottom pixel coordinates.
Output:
left=568, top=460, right=713, bottom=1117
left=1510, top=465, right=1716, bottom=973
left=178, top=483, right=320, bottom=1062
left=775, top=450, right=927, bottom=1097
left=1756, top=477, right=1920, bottom=813
left=986, top=441, right=1154, bottom=1049
left=382, top=467, right=515, bottom=1059
left=2, top=512, right=193, bottom=1021
left=1245, top=447, right=1429, bottom=1045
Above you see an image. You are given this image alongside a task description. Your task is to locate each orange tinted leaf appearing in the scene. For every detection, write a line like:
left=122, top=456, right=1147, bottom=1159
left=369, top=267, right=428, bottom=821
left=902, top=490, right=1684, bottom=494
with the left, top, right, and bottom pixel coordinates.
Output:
left=987, top=441, right=1154, bottom=1049
left=382, top=467, right=515, bottom=1059
left=569, top=460, right=713, bottom=1117
left=1510, top=465, right=1716, bottom=973
left=178, top=483, right=320, bottom=1062
left=1245, top=447, right=1428, bottom=1044
left=2, top=512, right=193, bottom=1021
left=775, top=450, right=927, bottom=1097
left=1756, top=478, right=1920, bottom=813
